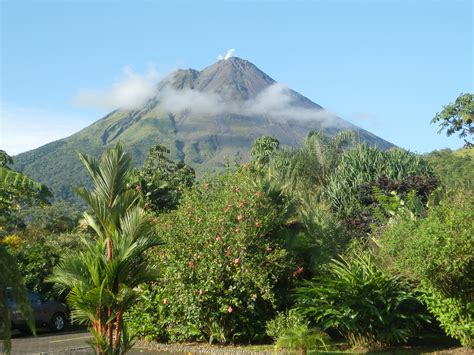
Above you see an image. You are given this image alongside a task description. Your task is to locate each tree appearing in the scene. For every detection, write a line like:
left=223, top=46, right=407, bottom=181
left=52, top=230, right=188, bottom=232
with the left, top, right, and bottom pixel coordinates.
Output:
left=132, top=145, right=195, bottom=213
left=431, top=93, right=473, bottom=146
left=250, top=136, right=280, bottom=169
left=49, top=145, right=160, bottom=354
left=0, top=150, right=51, bottom=234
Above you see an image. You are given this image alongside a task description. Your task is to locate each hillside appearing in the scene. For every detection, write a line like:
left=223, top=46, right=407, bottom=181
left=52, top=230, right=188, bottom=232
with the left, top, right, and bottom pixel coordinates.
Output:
left=14, top=57, right=394, bottom=202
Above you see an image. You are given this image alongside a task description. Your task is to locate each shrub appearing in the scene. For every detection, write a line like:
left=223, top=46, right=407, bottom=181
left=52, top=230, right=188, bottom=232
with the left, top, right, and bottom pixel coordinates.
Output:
left=126, top=287, right=169, bottom=342
left=274, top=324, right=330, bottom=353
left=6, top=232, right=87, bottom=300
left=11, top=243, right=60, bottom=299
left=379, top=192, right=474, bottom=347
left=293, top=202, right=348, bottom=274
left=265, top=309, right=306, bottom=339
left=141, top=167, right=296, bottom=343
left=296, top=254, right=427, bottom=347
left=325, top=145, right=434, bottom=218
left=266, top=309, right=330, bottom=354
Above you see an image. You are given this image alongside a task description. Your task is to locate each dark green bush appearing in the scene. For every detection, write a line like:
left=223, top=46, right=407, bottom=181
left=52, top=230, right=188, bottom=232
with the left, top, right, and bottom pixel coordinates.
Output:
left=379, top=192, right=474, bottom=347
left=126, top=287, right=169, bottom=342
left=11, top=243, right=60, bottom=299
left=296, top=254, right=427, bottom=347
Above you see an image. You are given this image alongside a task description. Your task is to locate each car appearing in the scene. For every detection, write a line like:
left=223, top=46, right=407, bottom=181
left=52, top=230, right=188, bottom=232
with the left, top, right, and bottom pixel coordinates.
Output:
left=6, top=288, right=69, bottom=332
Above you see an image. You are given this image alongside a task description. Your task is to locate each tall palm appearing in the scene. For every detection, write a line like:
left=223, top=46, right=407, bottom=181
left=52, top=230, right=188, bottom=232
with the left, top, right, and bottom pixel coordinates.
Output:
left=49, top=145, right=160, bottom=354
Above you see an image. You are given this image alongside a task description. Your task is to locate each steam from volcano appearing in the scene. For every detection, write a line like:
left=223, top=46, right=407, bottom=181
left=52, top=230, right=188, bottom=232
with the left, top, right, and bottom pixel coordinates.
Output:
left=217, top=48, right=235, bottom=60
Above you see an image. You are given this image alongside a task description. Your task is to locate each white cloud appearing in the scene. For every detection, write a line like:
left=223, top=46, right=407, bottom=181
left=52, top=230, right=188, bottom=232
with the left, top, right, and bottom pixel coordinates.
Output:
left=159, top=87, right=226, bottom=115
left=73, top=65, right=160, bottom=110
left=0, top=103, right=94, bottom=155
left=217, top=48, right=235, bottom=61
left=156, top=82, right=345, bottom=127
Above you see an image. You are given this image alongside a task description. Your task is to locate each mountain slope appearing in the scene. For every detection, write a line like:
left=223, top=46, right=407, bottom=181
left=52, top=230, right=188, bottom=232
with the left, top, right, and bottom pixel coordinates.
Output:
left=14, top=57, right=394, bottom=202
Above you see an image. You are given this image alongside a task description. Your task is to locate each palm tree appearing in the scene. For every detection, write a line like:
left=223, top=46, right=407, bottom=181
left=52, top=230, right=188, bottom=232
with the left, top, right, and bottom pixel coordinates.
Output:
left=49, top=145, right=160, bottom=354
left=268, top=130, right=356, bottom=200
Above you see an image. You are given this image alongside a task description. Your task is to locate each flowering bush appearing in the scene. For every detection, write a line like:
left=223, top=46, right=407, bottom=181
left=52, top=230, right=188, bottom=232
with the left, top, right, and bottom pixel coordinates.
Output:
left=133, top=167, right=296, bottom=343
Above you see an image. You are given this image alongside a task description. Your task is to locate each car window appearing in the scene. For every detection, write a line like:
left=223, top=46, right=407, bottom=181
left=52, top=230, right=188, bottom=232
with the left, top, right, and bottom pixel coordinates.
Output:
left=6, top=288, right=12, bottom=302
left=6, top=288, right=16, bottom=308
left=28, top=292, right=42, bottom=306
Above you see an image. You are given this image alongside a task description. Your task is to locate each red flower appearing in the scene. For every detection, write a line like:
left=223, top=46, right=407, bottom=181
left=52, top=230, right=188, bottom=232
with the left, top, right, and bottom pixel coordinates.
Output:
left=234, top=258, right=240, bottom=265
left=188, top=261, right=195, bottom=268
left=227, top=306, right=234, bottom=313
left=215, top=234, right=222, bottom=241
left=225, top=249, right=231, bottom=257
left=203, top=183, right=209, bottom=190
left=255, top=222, right=262, bottom=228
left=293, top=266, right=304, bottom=277
left=163, top=298, right=168, bottom=305
left=238, top=201, right=244, bottom=208
left=266, top=247, right=272, bottom=252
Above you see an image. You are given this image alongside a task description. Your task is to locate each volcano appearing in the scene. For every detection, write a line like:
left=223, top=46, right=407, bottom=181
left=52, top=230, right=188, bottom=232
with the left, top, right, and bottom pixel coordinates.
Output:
left=14, top=56, right=394, bottom=202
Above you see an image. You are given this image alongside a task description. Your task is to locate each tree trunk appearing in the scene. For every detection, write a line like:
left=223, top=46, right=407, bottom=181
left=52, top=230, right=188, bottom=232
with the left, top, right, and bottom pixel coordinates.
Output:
left=114, top=307, right=124, bottom=348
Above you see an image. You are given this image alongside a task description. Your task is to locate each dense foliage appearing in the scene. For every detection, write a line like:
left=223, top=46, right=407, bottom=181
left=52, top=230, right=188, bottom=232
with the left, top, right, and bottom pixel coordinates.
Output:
left=425, top=148, right=474, bottom=190
left=0, top=150, right=51, bottom=233
left=378, top=192, right=474, bottom=346
left=131, top=145, right=195, bottom=213
left=130, top=167, right=296, bottom=343
left=324, top=145, right=434, bottom=216
left=431, top=93, right=473, bottom=144
left=296, top=255, right=427, bottom=347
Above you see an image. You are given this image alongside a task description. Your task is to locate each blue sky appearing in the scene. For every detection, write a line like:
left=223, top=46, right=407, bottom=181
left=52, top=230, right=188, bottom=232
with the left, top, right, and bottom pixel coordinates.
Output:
left=1, top=0, right=472, bottom=155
